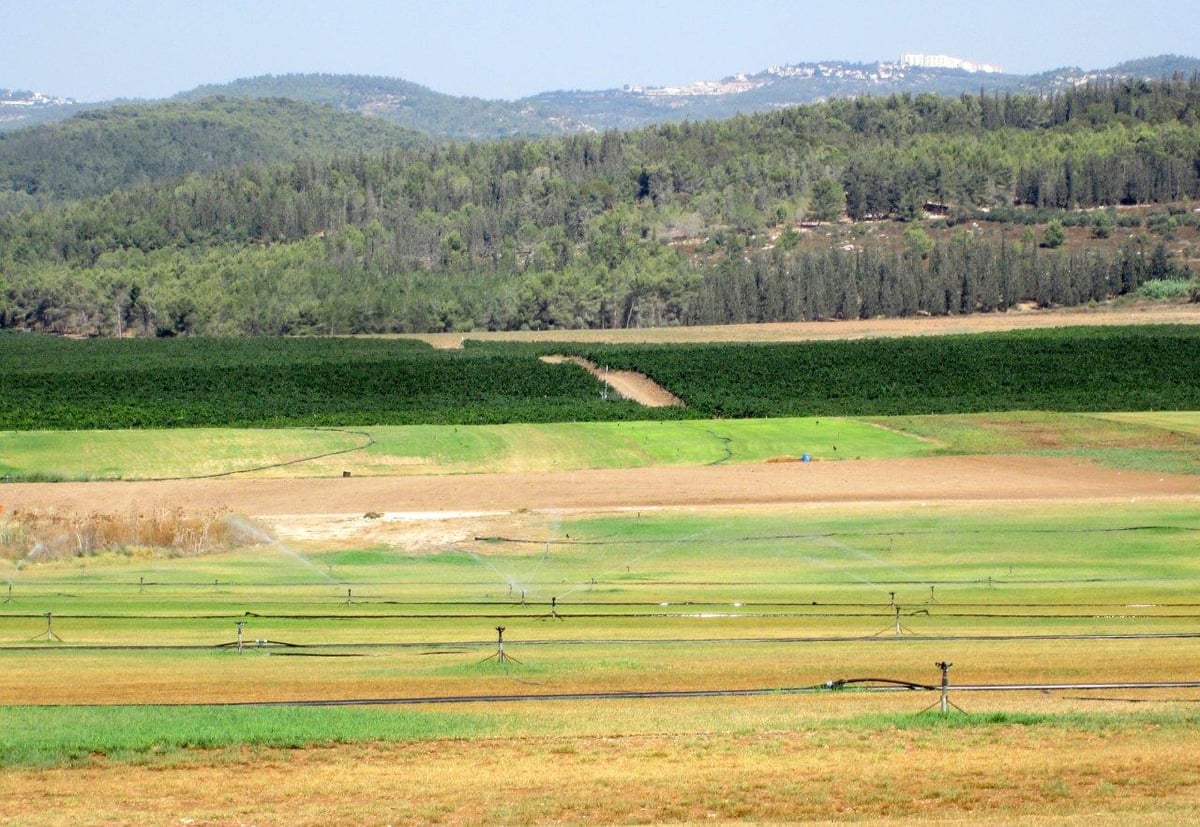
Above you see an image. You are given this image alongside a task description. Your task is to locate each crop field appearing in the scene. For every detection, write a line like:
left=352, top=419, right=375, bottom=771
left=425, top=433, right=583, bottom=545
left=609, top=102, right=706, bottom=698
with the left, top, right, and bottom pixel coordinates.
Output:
left=4, top=450, right=1200, bottom=823
left=4, top=499, right=1200, bottom=822
left=4, top=410, right=1200, bottom=483
left=4, top=324, right=1200, bottom=428
left=0, top=417, right=932, bottom=481
left=2, top=319, right=1200, bottom=824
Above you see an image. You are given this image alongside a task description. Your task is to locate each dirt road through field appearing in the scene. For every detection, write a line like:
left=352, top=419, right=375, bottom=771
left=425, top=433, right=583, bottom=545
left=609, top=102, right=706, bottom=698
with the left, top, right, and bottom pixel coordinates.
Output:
left=415, top=303, right=1200, bottom=348
left=4, top=456, right=1196, bottom=537
left=539, top=355, right=683, bottom=406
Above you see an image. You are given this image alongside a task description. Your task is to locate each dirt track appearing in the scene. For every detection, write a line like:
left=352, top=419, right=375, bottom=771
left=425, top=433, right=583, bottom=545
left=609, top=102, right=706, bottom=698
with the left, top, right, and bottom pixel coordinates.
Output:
left=540, top=355, right=683, bottom=406
left=415, top=303, right=1200, bottom=348
left=4, top=456, right=1197, bottom=537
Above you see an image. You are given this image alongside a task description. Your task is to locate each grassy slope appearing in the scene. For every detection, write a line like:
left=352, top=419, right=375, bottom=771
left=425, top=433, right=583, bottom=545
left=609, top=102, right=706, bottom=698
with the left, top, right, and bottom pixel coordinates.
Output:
left=3, top=412, right=1198, bottom=481
left=0, top=417, right=932, bottom=480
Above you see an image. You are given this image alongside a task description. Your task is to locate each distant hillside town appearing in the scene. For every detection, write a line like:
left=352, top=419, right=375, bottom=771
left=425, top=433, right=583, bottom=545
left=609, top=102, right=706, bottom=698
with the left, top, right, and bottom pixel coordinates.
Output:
left=0, top=89, right=75, bottom=107
left=626, top=53, right=1006, bottom=98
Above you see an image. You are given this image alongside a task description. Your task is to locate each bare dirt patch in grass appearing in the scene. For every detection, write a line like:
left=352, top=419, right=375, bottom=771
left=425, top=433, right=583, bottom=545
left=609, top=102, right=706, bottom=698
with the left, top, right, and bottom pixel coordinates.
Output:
left=3, top=456, right=1196, bottom=549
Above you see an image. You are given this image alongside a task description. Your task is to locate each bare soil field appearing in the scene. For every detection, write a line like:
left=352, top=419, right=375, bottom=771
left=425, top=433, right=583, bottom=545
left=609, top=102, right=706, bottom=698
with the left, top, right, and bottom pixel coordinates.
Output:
left=3, top=456, right=1198, bottom=549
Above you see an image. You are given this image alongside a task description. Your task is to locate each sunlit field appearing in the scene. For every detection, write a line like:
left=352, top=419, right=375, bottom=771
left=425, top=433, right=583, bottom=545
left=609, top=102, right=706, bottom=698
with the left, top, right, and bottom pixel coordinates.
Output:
left=5, top=504, right=1200, bottom=822
left=5, top=501, right=1199, bottom=710
left=4, top=410, right=1200, bottom=481
left=3, top=410, right=1200, bottom=823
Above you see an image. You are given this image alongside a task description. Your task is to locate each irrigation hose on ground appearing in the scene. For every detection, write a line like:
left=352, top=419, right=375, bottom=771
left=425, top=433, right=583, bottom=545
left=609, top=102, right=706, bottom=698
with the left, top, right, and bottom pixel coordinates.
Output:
left=25, top=679, right=1200, bottom=709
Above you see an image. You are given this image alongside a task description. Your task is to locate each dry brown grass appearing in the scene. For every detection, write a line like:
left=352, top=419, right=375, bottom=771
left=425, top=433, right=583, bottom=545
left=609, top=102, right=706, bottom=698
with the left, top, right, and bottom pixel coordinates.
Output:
left=0, top=506, right=264, bottom=561
left=408, top=302, right=1200, bottom=349
left=4, top=722, right=1199, bottom=825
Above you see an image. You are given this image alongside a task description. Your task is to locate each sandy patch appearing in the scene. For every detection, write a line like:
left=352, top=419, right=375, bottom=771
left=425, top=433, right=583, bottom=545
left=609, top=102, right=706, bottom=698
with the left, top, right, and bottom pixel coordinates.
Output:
left=540, top=355, right=683, bottom=407
left=272, top=510, right=507, bottom=546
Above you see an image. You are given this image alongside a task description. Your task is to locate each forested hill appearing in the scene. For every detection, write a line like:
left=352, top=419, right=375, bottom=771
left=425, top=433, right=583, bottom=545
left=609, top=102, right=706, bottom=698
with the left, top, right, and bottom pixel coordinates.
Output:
left=5, top=55, right=1199, bottom=140
left=173, top=74, right=588, bottom=140
left=0, top=97, right=425, bottom=210
left=1, top=78, right=1198, bottom=337
left=162, top=57, right=1200, bottom=137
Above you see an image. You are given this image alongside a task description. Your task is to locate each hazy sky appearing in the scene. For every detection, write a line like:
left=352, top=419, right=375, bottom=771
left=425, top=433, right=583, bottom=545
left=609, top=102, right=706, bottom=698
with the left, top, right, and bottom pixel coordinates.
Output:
left=4, top=0, right=1198, bottom=102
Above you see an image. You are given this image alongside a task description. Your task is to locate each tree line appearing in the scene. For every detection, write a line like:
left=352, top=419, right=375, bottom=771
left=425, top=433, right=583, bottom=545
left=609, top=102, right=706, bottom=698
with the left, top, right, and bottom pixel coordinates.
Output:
left=1, top=76, right=1198, bottom=335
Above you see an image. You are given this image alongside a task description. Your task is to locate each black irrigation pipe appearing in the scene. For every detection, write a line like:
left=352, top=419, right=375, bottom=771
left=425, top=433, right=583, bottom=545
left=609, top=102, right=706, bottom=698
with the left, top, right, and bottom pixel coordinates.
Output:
left=9, top=573, right=1200, bottom=592
left=741, top=526, right=1200, bottom=541
left=12, top=576, right=1200, bottom=590
left=703, top=429, right=734, bottom=465
left=7, top=602, right=1200, bottom=614
left=477, top=525, right=1200, bottom=546
left=28, top=680, right=1200, bottom=709
left=13, top=594, right=1200, bottom=607
left=142, top=427, right=375, bottom=481
left=9, top=594, right=1200, bottom=611
left=5, top=630, right=1200, bottom=653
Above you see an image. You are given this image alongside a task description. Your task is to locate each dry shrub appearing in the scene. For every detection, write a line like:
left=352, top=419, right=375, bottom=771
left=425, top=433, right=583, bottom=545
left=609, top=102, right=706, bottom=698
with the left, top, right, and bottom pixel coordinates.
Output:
left=0, top=506, right=266, bottom=561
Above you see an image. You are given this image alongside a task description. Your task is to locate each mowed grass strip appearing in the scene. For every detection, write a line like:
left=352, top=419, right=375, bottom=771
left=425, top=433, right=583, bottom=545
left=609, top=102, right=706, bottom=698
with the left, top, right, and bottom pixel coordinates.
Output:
left=6, top=411, right=1198, bottom=481
left=1096, top=411, right=1200, bottom=436
left=869, top=410, right=1200, bottom=474
left=0, top=417, right=932, bottom=480
left=0, top=703, right=497, bottom=767
left=0, top=427, right=370, bottom=481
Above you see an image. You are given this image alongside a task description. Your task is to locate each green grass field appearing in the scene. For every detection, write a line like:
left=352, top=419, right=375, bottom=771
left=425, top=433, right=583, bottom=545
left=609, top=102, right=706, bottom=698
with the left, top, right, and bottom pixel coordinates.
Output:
left=0, top=417, right=933, bottom=480
left=3, top=400, right=1200, bottom=825
left=4, top=411, right=1199, bottom=480
left=4, top=499, right=1200, bottom=769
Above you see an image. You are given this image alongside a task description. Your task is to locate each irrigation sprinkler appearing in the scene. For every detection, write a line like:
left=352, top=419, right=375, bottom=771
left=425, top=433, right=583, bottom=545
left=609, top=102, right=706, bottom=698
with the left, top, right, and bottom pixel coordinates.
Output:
left=873, top=605, right=915, bottom=637
left=236, top=620, right=246, bottom=653
left=919, top=661, right=967, bottom=715
left=937, top=661, right=952, bottom=713
left=540, top=595, right=563, bottom=621
left=31, top=612, right=63, bottom=642
left=344, top=588, right=354, bottom=606
left=479, top=626, right=522, bottom=665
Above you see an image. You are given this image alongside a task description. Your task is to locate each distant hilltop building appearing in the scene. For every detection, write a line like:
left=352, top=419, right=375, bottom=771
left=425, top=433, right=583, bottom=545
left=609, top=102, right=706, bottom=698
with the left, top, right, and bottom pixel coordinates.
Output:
left=0, top=89, right=75, bottom=106
left=899, top=54, right=1003, bottom=74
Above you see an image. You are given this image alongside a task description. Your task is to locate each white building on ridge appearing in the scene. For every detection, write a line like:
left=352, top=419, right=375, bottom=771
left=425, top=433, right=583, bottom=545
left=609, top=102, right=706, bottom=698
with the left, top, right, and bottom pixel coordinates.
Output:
left=899, top=54, right=1003, bottom=74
